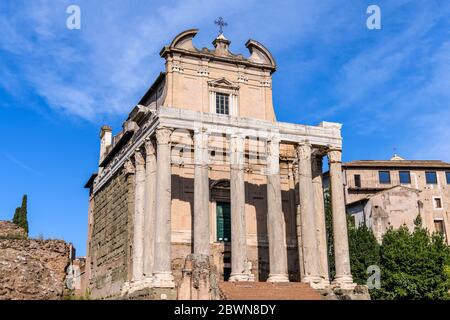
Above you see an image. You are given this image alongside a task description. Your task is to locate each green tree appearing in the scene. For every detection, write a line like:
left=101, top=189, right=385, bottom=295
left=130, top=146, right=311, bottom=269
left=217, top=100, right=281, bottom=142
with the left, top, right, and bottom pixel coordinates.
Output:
left=348, top=222, right=380, bottom=285
left=371, top=216, right=450, bottom=300
left=12, top=194, right=28, bottom=235
left=12, top=207, right=21, bottom=225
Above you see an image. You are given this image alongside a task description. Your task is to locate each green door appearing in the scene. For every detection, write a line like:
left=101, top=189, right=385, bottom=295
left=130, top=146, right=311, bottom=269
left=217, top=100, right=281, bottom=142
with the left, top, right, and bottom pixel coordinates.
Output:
left=216, top=202, right=231, bottom=242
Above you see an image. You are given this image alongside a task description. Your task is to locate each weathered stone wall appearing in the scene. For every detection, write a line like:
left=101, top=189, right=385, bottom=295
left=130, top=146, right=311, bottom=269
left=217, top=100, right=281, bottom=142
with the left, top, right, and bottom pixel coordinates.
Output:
left=89, top=167, right=133, bottom=298
left=0, top=221, right=27, bottom=239
left=0, top=238, right=71, bottom=300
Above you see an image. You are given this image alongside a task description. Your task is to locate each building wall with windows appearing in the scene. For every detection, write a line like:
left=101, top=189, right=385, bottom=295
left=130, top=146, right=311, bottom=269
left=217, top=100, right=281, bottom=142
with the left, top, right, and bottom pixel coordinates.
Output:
left=342, top=157, right=450, bottom=242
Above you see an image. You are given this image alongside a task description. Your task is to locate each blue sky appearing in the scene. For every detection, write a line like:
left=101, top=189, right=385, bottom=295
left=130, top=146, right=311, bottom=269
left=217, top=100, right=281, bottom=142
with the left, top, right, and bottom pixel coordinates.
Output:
left=0, top=0, right=449, bottom=256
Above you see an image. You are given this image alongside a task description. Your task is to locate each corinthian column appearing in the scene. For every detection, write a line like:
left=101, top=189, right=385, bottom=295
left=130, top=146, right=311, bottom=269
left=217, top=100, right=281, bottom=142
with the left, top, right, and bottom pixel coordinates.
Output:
left=143, top=138, right=157, bottom=278
left=193, top=128, right=210, bottom=256
left=132, top=150, right=146, bottom=282
left=153, top=127, right=175, bottom=287
left=297, top=143, right=322, bottom=288
left=311, top=152, right=329, bottom=285
left=229, top=133, right=252, bottom=282
left=328, top=148, right=355, bottom=289
left=266, top=137, right=289, bottom=282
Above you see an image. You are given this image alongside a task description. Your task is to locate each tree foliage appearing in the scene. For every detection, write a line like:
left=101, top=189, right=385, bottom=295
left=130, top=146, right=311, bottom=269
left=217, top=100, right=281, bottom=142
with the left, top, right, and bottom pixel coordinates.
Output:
left=325, top=188, right=450, bottom=300
left=12, top=194, right=28, bottom=235
left=348, top=222, right=380, bottom=286
left=370, top=217, right=450, bottom=300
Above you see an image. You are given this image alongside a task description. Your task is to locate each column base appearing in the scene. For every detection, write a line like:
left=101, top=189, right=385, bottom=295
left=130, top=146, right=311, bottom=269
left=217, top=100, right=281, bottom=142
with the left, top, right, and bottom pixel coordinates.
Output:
left=153, top=271, right=175, bottom=288
left=228, top=273, right=255, bottom=282
left=332, top=275, right=356, bottom=290
left=267, top=274, right=289, bottom=283
left=121, top=276, right=155, bottom=295
left=302, top=275, right=325, bottom=289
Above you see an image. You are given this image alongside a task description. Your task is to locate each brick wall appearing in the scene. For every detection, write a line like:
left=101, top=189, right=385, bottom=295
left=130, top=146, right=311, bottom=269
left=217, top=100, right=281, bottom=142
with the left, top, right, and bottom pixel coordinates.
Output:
left=89, top=167, right=134, bottom=298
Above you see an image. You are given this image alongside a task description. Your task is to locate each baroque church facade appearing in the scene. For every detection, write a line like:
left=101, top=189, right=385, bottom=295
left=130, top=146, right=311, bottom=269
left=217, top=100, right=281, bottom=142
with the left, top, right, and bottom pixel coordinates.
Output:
left=84, top=29, right=356, bottom=299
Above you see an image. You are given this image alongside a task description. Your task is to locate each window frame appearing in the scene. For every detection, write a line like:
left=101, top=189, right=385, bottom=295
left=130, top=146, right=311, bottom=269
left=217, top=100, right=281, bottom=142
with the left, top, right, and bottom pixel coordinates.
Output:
left=425, top=171, right=438, bottom=185
left=433, top=196, right=443, bottom=210
left=434, top=219, right=445, bottom=235
left=354, top=174, right=361, bottom=188
left=378, top=170, right=391, bottom=184
left=399, top=171, right=411, bottom=184
left=215, top=92, right=230, bottom=115
left=446, top=171, right=450, bottom=185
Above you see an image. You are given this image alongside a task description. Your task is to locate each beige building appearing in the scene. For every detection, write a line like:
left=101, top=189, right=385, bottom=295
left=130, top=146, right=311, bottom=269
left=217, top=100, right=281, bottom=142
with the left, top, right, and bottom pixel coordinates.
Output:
left=84, top=29, right=356, bottom=299
left=343, top=155, right=450, bottom=242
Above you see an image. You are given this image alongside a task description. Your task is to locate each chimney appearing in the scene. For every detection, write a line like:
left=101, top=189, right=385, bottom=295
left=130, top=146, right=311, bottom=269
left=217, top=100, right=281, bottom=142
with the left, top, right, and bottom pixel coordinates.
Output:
left=99, top=125, right=112, bottom=165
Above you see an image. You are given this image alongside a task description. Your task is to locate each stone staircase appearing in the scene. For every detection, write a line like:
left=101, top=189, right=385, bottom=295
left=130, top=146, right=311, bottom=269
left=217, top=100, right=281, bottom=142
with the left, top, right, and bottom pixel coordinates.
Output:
left=218, top=281, right=323, bottom=300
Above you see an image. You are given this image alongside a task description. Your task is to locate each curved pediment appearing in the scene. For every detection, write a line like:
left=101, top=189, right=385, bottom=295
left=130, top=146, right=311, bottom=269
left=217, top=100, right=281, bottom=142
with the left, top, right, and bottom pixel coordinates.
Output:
left=245, top=39, right=276, bottom=68
left=169, top=29, right=199, bottom=50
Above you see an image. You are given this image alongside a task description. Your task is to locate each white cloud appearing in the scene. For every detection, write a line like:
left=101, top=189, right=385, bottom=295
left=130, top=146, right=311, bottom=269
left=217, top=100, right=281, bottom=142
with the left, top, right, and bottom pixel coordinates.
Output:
left=0, top=0, right=347, bottom=122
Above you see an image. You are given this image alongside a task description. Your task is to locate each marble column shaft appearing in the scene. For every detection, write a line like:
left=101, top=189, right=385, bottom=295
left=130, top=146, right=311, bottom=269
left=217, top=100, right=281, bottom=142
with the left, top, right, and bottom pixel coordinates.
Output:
left=132, top=150, right=146, bottom=282
left=328, top=149, right=354, bottom=287
left=266, top=138, right=289, bottom=282
left=297, top=143, right=321, bottom=286
left=193, top=129, right=210, bottom=256
left=229, top=133, right=249, bottom=281
left=153, top=127, right=175, bottom=286
left=311, top=153, right=329, bottom=284
left=143, top=139, right=157, bottom=277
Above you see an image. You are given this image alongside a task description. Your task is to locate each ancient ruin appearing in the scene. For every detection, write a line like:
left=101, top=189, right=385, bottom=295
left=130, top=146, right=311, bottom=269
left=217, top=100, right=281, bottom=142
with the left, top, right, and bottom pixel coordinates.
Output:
left=84, top=29, right=359, bottom=299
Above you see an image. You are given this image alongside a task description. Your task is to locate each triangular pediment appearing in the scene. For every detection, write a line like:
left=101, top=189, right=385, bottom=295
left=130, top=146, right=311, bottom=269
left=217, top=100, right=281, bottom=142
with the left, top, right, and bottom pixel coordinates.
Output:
left=208, top=77, right=239, bottom=90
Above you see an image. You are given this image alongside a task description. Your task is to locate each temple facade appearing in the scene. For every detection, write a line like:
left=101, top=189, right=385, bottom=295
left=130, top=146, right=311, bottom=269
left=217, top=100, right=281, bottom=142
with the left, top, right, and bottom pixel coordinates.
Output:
left=84, top=29, right=355, bottom=299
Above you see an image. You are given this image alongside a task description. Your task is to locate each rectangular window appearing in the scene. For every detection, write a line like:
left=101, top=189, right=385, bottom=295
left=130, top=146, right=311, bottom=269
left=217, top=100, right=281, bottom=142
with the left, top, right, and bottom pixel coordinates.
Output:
left=446, top=171, right=450, bottom=185
left=425, top=171, right=438, bottom=184
left=215, top=93, right=229, bottom=115
left=378, top=171, right=391, bottom=184
left=216, top=202, right=231, bottom=242
left=434, top=220, right=445, bottom=234
left=354, top=174, right=361, bottom=188
left=434, top=197, right=443, bottom=209
left=399, top=171, right=411, bottom=184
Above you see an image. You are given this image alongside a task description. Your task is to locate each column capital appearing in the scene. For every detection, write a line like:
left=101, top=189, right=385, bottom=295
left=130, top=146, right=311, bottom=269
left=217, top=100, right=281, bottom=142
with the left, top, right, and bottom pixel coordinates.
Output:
left=134, top=150, right=145, bottom=166
left=296, top=142, right=312, bottom=161
left=156, top=127, right=173, bottom=145
left=144, top=138, right=156, bottom=156
left=327, top=148, right=342, bottom=163
left=123, top=159, right=135, bottom=175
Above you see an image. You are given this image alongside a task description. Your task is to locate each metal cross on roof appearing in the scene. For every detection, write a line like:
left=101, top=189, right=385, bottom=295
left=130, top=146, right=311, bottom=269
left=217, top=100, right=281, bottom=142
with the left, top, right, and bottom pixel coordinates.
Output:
left=214, top=17, right=227, bottom=34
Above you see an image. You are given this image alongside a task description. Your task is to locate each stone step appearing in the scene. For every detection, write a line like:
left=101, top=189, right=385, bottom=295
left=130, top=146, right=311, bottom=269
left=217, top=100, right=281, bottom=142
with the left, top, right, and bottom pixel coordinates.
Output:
left=218, top=281, right=323, bottom=300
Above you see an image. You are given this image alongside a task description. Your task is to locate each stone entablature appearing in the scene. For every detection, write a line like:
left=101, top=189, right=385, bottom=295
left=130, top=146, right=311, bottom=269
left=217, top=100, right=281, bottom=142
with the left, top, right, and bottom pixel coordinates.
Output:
left=93, top=107, right=342, bottom=193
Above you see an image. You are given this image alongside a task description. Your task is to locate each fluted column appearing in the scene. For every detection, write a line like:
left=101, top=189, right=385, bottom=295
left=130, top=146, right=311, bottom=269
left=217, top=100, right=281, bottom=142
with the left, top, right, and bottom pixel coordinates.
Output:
left=229, top=133, right=252, bottom=282
left=266, top=137, right=289, bottom=282
left=311, top=152, right=330, bottom=285
left=153, top=127, right=175, bottom=287
left=328, top=148, right=354, bottom=289
left=193, top=128, right=210, bottom=256
left=293, top=164, right=305, bottom=280
left=132, top=150, right=145, bottom=282
left=297, top=143, right=322, bottom=288
left=143, top=138, right=157, bottom=278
